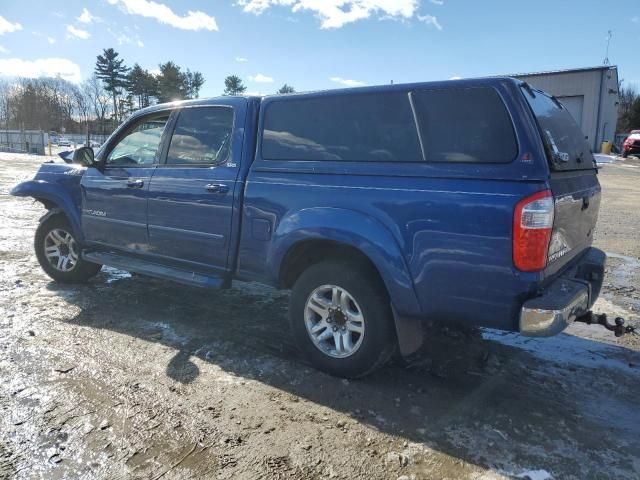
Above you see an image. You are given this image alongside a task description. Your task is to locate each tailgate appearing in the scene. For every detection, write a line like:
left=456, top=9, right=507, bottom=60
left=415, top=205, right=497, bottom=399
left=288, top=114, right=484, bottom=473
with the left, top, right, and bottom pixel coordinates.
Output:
left=547, top=171, right=601, bottom=274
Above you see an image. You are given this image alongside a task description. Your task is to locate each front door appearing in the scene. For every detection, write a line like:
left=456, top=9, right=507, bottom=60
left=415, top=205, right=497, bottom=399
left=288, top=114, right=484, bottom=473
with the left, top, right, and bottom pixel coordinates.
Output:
left=81, top=112, right=171, bottom=253
left=147, top=105, right=239, bottom=273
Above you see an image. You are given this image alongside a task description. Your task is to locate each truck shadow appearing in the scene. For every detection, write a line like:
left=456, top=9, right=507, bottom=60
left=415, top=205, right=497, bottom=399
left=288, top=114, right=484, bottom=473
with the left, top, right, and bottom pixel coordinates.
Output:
left=55, top=269, right=640, bottom=477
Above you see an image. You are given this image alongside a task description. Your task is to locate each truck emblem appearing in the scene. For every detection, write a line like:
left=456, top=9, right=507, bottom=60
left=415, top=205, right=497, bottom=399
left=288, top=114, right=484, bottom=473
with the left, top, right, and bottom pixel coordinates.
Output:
left=83, top=209, right=107, bottom=217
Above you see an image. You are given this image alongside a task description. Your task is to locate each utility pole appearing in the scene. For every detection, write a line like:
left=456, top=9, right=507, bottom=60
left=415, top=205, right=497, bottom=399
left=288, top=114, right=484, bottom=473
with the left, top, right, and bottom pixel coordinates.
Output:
left=603, top=30, right=612, bottom=66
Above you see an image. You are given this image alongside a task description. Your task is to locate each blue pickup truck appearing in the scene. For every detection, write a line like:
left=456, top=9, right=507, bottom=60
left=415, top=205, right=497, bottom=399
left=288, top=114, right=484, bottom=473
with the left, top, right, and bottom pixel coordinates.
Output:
left=11, top=77, right=607, bottom=378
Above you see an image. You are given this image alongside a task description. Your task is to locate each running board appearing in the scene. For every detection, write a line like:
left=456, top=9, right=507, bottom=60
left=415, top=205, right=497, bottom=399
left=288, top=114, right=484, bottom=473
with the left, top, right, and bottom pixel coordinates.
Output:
left=82, top=250, right=228, bottom=289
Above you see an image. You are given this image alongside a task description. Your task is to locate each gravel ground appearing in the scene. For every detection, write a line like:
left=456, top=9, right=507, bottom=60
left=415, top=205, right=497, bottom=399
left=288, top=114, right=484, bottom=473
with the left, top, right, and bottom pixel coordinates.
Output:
left=1, top=152, right=639, bottom=480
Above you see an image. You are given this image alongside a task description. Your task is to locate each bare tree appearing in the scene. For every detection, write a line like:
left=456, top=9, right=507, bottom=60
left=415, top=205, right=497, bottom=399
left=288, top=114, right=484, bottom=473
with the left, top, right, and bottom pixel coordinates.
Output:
left=84, top=74, right=111, bottom=136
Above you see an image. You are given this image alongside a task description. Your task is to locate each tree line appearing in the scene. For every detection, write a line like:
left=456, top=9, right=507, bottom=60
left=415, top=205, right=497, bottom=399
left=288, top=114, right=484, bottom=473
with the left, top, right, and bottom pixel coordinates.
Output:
left=0, top=46, right=298, bottom=136
left=617, top=84, right=640, bottom=133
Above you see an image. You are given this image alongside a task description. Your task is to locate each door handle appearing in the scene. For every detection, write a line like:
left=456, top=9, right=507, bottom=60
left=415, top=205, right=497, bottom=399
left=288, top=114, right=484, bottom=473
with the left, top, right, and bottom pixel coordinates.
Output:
left=127, top=179, right=144, bottom=188
left=206, top=183, right=229, bottom=194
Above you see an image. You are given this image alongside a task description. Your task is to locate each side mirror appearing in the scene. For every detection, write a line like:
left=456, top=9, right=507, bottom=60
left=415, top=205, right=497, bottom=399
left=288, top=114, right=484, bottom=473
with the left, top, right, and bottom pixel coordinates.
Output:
left=72, top=146, right=95, bottom=167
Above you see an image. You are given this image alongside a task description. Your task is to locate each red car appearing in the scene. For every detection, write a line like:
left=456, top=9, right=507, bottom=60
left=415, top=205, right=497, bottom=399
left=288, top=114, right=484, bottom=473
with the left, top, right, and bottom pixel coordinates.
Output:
left=622, top=130, right=640, bottom=158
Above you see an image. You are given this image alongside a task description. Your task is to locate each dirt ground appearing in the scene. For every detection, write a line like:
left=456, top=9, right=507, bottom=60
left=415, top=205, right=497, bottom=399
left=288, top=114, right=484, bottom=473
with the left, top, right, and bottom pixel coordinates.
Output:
left=1, top=152, right=639, bottom=480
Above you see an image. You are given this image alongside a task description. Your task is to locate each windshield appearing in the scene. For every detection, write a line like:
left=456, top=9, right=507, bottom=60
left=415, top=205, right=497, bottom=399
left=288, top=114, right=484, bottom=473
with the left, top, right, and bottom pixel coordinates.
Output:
left=521, top=85, right=596, bottom=171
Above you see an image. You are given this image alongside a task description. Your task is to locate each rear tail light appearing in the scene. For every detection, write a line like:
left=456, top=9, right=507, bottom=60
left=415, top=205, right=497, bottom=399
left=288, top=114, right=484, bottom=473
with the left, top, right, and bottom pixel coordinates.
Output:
left=513, top=190, right=554, bottom=272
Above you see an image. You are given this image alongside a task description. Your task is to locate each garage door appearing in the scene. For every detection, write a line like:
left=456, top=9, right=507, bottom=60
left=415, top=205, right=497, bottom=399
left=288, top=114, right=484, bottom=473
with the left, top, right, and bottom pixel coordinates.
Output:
left=557, top=95, right=584, bottom=128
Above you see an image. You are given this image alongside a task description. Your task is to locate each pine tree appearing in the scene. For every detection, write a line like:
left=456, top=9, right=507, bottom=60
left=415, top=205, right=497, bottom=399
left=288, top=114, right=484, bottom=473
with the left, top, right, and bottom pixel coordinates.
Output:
left=185, top=70, right=205, bottom=98
left=277, top=84, right=295, bottom=94
left=95, top=48, right=129, bottom=123
left=127, top=63, right=158, bottom=109
left=223, top=75, right=247, bottom=96
left=156, top=61, right=187, bottom=103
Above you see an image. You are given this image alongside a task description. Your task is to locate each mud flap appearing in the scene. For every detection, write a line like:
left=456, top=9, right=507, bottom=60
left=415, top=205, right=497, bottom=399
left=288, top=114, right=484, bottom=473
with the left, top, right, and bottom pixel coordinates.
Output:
left=391, top=305, right=424, bottom=356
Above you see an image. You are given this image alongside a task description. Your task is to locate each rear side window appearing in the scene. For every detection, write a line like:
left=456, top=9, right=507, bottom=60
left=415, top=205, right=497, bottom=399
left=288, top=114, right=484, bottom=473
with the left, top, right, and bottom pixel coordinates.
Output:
left=521, top=86, right=596, bottom=171
left=412, top=87, right=518, bottom=163
left=166, top=107, right=233, bottom=165
left=262, top=92, right=422, bottom=162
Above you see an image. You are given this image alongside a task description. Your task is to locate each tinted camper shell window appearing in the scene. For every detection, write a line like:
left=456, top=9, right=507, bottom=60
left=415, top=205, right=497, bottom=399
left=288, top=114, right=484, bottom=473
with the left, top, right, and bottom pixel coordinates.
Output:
left=261, top=92, right=422, bottom=162
left=260, top=85, right=518, bottom=165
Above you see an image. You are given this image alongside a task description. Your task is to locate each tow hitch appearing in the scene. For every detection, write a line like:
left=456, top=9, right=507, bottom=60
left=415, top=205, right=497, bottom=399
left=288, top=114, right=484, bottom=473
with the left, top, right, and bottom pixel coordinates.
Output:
left=575, top=311, right=637, bottom=337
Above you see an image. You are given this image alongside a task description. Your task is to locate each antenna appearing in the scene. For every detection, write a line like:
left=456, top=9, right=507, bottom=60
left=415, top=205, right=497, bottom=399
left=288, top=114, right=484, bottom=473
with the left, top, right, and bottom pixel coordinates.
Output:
left=603, top=30, right=612, bottom=65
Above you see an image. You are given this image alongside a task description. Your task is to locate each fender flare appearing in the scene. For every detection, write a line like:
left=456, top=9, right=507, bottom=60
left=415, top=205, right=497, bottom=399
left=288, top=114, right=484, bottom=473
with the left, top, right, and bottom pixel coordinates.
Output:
left=269, top=207, right=423, bottom=356
left=10, top=180, right=84, bottom=243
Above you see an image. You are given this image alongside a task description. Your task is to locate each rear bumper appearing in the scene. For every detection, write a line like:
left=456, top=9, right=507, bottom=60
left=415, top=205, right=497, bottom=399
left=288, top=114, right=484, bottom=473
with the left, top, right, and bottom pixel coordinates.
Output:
left=519, top=248, right=605, bottom=337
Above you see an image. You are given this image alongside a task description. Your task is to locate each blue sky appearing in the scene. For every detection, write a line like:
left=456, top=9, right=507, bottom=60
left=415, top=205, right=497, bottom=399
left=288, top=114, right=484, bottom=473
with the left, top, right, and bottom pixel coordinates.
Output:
left=0, top=0, right=638, bottom=97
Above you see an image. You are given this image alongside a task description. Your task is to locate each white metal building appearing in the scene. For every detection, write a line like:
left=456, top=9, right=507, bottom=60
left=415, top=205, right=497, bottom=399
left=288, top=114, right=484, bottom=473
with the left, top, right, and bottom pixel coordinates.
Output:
left=512, top=66, right=619, bottom=151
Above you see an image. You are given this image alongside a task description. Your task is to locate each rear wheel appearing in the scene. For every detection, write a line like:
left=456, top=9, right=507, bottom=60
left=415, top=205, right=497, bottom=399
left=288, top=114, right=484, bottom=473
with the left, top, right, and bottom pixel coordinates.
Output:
left=289, top=260, right=395, bottom=378
left=34, top=215, right=102, bottom=283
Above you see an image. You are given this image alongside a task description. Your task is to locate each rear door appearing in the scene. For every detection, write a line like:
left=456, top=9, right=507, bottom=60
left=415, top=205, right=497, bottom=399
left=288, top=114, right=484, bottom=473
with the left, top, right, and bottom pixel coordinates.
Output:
left=521, top=86, right=601, bottom=275
left=146, top=104, right=239, bottom=273
left=81, top=112, right=171, bottom=253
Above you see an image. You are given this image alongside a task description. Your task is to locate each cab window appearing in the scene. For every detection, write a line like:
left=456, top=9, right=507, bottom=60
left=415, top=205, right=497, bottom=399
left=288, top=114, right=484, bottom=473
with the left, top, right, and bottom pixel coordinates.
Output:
left=166, top=107, right=234, bottom=165
left=105, top=114, right=170, bottom=167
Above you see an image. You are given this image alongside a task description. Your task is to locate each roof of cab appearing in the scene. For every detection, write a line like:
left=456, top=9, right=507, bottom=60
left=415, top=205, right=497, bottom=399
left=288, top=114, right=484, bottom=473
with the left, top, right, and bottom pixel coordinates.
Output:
left=130, top=76, right=523, bottom=118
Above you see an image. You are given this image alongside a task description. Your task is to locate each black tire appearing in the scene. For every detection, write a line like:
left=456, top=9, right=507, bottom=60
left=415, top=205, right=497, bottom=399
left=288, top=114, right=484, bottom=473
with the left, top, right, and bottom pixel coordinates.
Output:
left=34, top=214, right=102, bottom=283
left=622, top=151, right=628, bottom=158
left=289, top=260, right=396, bottom=378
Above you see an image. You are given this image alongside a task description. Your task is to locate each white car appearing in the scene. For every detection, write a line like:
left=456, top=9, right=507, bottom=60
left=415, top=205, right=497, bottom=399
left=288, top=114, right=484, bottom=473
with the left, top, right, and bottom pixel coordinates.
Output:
left=58, top=138, right=72, bottom=147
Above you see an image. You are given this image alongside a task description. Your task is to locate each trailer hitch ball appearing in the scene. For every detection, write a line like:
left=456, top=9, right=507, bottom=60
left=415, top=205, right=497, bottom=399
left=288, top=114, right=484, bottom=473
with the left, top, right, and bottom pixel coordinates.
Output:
left=575, top=311, right=637, bottom=337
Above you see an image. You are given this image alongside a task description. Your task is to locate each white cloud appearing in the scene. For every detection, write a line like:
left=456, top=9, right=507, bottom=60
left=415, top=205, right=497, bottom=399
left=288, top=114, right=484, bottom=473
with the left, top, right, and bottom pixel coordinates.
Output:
left=0, top=45, right=8, bottom=54
left=149, top=68, right=161, bottom=76
left=32, top=31, right=57, bottom=44
left=66, top=25, right=90, bottom=39
left=449, top=76, right=461, bottom=80
left=107, top=27, right=144, bottom=47
left=77, top=8, right=100, bottom=24
left=429, top=0, right=444, bottom=5
left=108, top=0, right=218, bottom=31
left=237, top=0, right=418, bottom=29
left=0, top=16, right=22, bottom=35
left=0, top=57, right=81, bottom=83
left=249, top=73, right=274, bottom=83
left=417, top=14, right=442, bottom=30
left=235, top=56, right=248, bottom=62
left=330, top=76, right=367, bottom=87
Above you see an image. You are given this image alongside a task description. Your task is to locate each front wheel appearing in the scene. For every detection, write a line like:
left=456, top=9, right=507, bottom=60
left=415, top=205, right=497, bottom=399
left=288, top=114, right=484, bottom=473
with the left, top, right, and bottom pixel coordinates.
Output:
left=289, top=261, right=395, bottom=378
left=34, top=215, right=102, bottom=283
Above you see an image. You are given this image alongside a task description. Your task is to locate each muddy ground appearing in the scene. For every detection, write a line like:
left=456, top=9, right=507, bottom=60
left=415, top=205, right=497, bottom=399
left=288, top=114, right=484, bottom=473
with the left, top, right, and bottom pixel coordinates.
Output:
left=1, top=152, right=639, bottom=480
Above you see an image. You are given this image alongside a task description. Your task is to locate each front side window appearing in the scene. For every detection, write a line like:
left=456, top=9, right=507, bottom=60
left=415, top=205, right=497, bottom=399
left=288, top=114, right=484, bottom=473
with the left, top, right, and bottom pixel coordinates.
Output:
left=262, top=92, right=422, bottom=162
left=106, top=114, right=170, bottom=166
left=412, top=87, right=517, bottom=163
left=166, top=107, right=234, bottom=165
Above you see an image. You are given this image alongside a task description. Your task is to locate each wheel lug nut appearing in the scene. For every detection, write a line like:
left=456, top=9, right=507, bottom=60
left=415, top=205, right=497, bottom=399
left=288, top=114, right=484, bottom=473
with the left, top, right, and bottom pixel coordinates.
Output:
left=333, top=326, right=338, bottom=332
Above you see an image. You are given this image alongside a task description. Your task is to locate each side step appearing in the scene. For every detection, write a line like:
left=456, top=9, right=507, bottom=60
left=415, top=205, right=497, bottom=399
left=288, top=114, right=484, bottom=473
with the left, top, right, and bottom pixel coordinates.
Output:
left=83, top=250, right=228, bottom=289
